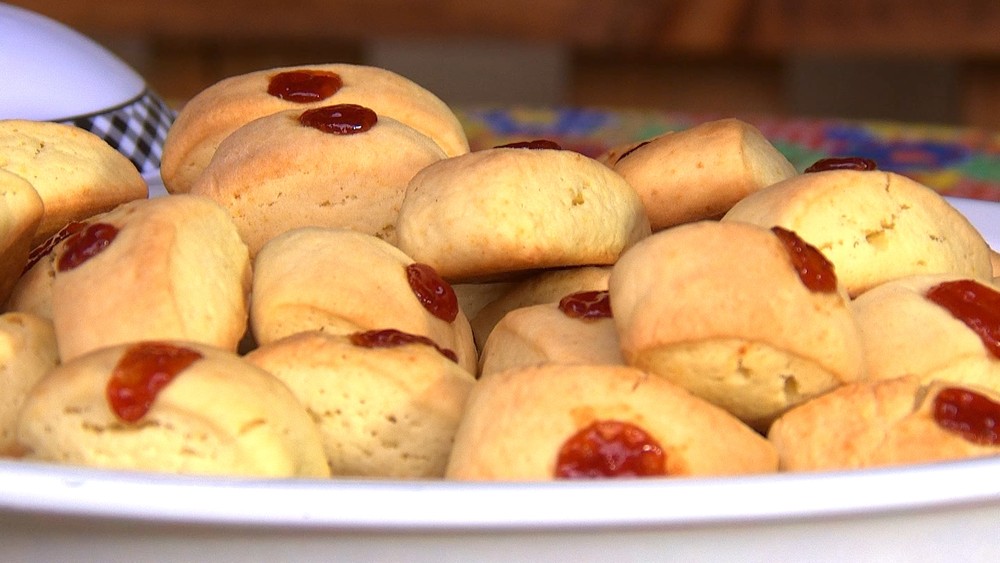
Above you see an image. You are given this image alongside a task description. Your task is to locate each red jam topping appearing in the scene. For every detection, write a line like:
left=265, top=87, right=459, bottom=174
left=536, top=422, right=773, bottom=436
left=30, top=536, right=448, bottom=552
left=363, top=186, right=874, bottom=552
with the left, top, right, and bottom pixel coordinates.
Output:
left=555, top=420, right=666, bottom=479
left=771, top=226, right=837, bottom=293
left=496, top=139, right=563, bottom=150
left=267, top=69, right=343, bottom=103
left=349, top=328, right=458, bottom=363
left=933, top=386, right=1000, bottom=446
left=804, top=157, right=878, bottom=173
left=24, top=221, right=86, bottom=274
left=299, top=104, right=377, bottom=135
left=558, top=290, right=613, bottom=320
left=56, top=222, right=118, bottom=272
left=925, top=279, right=1000, bottom=359
left=106, top=342, right=203, bottom=423
left=405, top=263, right=459, bottom=322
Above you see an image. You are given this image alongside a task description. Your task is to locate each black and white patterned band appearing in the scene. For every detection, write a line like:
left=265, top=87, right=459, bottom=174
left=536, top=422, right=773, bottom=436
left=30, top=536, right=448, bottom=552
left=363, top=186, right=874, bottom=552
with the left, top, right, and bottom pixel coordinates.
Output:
left=60, top=89, right=176, bottom=176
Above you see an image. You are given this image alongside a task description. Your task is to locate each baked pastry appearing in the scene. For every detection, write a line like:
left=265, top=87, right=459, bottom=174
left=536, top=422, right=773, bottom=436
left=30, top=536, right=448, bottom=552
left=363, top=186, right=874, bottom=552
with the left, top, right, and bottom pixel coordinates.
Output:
left=769, top=376, right=1000, bottom=471
left=396, top=143, right=650, bottom=282
left=189, top=103, right=446, bottom=254
left=246, top=329, right=475, bottom=478
left=469, top=265, right=612, bottom=350
left=599, top=118, right=797, bottom=231
left=0, top=169, right=43, bottom=304
left=16, top=340, right=329, bottom=477
left=723, top=166, right=994, bottom=297
left=250, top=227, right=477, bottom=374
left=445, top=363, right=778, bottom=480
left=0, top=312, right=58, bottom=456
left=161, top=63, right=469, bottom=193
left=609, top=220, right=865, bottom=431
left=45, top=195, right=251, bottom=361
left=478, top=290, right=624, bottom=378
left=0, top=119, right=147, bottom=246
left=851, top=274, right=1000, bottom=393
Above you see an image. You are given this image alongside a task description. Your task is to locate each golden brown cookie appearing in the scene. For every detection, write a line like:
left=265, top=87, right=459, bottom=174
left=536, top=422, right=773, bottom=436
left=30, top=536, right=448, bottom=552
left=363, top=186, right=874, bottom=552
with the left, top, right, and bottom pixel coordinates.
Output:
left=189, top=103, right=446, bottom=254
left=250, top=227, right=477, bottom=374
left=0, top=169, right=43, bottom=304
left=45, top=195, right=251, bottom=361
left=600, top=118, right=797, bottom=231
left=396, top=144, right=650, bottom=283
left=477, top=290, right=623, bottom=378
left=851, top=274, right=1000, bottom=393
left=445, top=363, right=777, bottom=480
left=469, top=265, right=612, bottom=350
left=246, top=330, right=475, bottom=478
left=0, top=312, right=58, bottom=456
left=0, top=119, right=147, bottom=246
left=161, top=63, right=469, bottom=193
left=17, top=340, right=329, bottom=477
left=609, top=220, right=865, bottom=431
left=723, top=167, right=994, bottom=297
left=769, top=376, right=1000, bottom=471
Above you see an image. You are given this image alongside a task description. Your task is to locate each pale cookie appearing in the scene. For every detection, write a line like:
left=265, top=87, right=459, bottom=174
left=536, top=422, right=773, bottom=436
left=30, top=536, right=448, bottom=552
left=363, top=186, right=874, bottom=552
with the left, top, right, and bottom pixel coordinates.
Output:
left=250, top=227, right=477, bottom=374
left=246, top=330, right=475, bottom=478
left=851, top=274, right=1000, bottom=393
left=190, top=104, right=445, bottom=254
left=769, top=376, right=1000, bottom=471
left=396, top=145, right=650, bottom=283
left=609, top=220, right=865, bottom=432
left=17, top=341, right=329, bottom=477
left=161, top=63, right=469, bottom=193
left=0, top=169, right=43, bottom=304
left=600, top=118, right=797, bottom=231
left=470, top=265, right=612, bottom=350
left=445, top=363, right=777, bottom=480
left=0, top=119, right=147, bottom=246
left=723, top=168, right=994, bottom=297
left=478, top=290, right=623, bottom=378
left=46, top=195, right=251, bottom=362
left=0, top=312, right=58, bottom=456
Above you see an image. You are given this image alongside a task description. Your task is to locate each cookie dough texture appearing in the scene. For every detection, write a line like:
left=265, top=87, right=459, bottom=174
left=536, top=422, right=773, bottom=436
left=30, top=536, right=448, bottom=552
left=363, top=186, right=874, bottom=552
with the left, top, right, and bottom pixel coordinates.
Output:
left=769, top=376, right=1000, bottom=471
left=609, top=220, right=865, bottom=431
left=16, top=341, right=330, bottom=477
left=600, top=118, right=797, bottom=231
left=161, top=63, right=469, bottom=193
left=250, top=228, right=477, bottom=374
left=246, top=330, right=475, bottom=478
left=723, top=168, right=994, bottom=297
left=395, top=147, right=650, bottom=282
left=47, top=195, right=252, bottom=362
left=445, top=363, right=778, bottom=480
left=0, top=119, right=147, bottom=246
left=851, top=274, right=1000, bottom=393
left=0, top=312, right=58, bottom=455
left=0, top=169, right=43, bottom=304
left=190, top=108, right=446, bottom=254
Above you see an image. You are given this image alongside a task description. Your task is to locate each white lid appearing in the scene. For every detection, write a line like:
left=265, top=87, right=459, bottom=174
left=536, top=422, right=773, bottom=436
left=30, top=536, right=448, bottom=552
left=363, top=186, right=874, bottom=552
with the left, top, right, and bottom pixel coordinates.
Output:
left=0, top=3, right=145, bottom=121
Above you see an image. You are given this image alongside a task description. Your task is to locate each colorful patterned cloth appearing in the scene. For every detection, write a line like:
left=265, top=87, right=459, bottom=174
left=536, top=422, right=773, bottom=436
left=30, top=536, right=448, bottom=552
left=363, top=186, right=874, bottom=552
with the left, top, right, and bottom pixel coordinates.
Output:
left=457, top=106, right=1000, bottom=202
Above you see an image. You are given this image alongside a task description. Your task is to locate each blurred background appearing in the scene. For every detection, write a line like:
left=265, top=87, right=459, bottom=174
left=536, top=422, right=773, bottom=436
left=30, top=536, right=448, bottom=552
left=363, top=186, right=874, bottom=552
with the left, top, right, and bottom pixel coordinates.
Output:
left=9, top=0, right=1000, bottom=129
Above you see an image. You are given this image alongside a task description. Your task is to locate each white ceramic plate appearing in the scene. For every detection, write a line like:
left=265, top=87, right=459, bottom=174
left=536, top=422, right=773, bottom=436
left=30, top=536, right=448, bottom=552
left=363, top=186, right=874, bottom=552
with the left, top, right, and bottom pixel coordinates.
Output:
left=2, top=197, right=998, bottom=562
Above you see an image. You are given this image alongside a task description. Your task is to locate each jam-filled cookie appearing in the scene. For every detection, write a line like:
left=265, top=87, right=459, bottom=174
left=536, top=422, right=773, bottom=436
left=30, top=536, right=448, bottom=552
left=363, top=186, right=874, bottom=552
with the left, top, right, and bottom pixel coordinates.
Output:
left=445, top=363, right=777, bottom=480
left=609, top=220, right=864, bottom=431
left=161, top=63, right=469, bottom=193
left=17, top=340, right=329, bottom=477
left=190, top=103, right=446, bottom=253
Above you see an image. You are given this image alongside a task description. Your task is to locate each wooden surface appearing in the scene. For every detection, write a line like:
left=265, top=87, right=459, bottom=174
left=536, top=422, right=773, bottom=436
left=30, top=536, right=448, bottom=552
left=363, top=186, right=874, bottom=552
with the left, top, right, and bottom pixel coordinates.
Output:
left=7, top=1, right=1000, bottom=128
